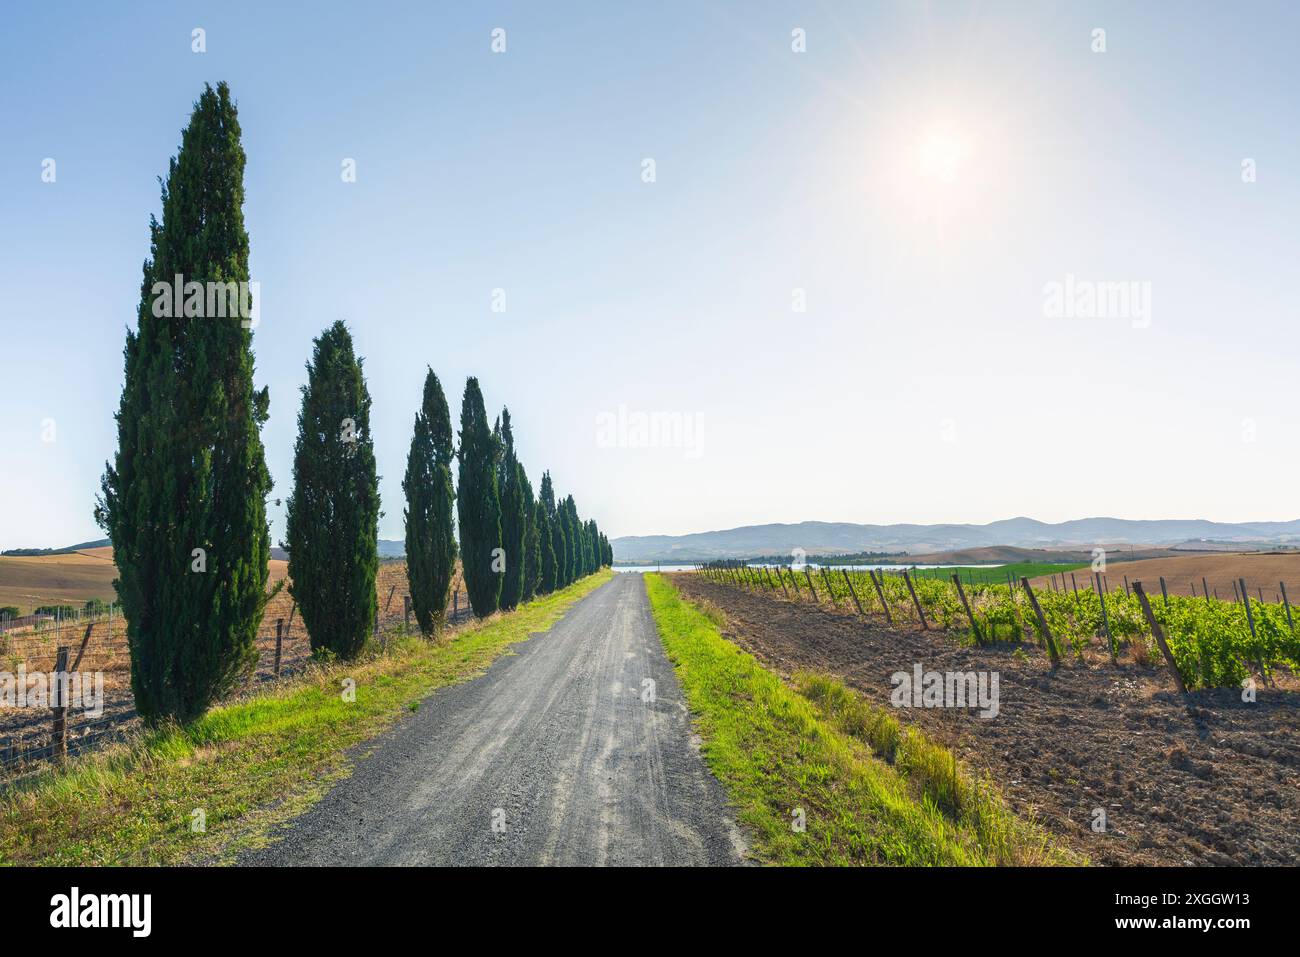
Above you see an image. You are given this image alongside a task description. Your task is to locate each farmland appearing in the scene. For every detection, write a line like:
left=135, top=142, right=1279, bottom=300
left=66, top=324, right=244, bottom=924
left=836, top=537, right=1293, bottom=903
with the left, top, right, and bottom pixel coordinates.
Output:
left=0, top=557, right=465, bottom=775
left=723, top=562, right=1300, bottom=691
left=676, top=569, right=1300, bottom=865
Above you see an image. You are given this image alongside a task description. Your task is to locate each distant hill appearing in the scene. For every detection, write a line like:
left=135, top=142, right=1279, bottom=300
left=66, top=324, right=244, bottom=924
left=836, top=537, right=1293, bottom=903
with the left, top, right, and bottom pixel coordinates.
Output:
left=610, top=517, right=1300, bottom=563
left=1, top=538, right=111, bottom=557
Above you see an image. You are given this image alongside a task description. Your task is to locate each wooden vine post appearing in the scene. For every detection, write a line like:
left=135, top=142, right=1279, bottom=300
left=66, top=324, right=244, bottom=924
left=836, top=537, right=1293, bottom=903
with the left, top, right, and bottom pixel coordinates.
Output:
left=1238, top=578, right=1270, bottom=684
left=951, top=573, right=984, bottom=645
left=902, top=569, right=928, bottom=629
left=842, top=570, right=865, bottom=617
left=868, top=569, right=892, bottom=623
left=803, top=568, right=818, bottom=602
left=1095, top=572, right=1116, bottom=664
left=1131, top=581, right=1187, bottom=696
left=1019, top=577, right=1061, bottom=669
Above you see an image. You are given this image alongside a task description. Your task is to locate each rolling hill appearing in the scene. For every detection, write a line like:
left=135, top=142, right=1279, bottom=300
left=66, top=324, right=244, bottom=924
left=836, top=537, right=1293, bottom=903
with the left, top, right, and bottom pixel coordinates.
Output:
left=610, top=517, right=1300, bottom=563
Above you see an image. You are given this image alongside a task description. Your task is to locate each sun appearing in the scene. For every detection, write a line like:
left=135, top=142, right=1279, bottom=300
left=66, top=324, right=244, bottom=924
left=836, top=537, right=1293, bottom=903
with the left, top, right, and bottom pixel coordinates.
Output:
left=917, top=122, right=968, bottom=184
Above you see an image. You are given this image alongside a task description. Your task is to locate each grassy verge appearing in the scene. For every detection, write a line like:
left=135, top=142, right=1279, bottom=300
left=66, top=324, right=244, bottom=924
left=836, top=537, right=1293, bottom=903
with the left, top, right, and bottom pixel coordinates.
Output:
left=0, top=570, right=612, bottom=865
left=644, top=573, right=1075, bottom=866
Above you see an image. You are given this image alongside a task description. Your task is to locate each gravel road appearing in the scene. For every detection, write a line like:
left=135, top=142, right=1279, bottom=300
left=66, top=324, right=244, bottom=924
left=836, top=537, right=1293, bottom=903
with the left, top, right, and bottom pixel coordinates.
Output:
left=243, top=573, right=747, bottom=866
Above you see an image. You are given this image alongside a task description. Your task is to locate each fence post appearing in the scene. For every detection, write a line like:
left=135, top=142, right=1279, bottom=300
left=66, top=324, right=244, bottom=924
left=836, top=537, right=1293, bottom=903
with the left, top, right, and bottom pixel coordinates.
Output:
left=803, top=568, right=819, bottom=602
left=274, top=619, right=284, bottom=677
left=1281, top=581, right=1294, bottom=631
left=1095, top=572, right=1116, bottom=664
left=869, top=569, right=892, bottom=623
left=951, top=574, right=984, bottom=645
left=70, top=622, right=94, bottom=673
left=1159, top=577, right=1169, bottom=607
left=819, top=567, right=836, bottom=605
left=786, top=567, right=801, bottom=597
left=1019, top=578, right=1061, bottom=669
left=1202, top=578, right=1210, bottom=606
left=902, top=570, right=928, bottom=629
left=842, top=570, right=865, bottom=617
left=1132, top=581, right=1187, bottom=696
left=52, top=645, right=69, bottom=761
left=1239, top=578, right=1270, bottom=683
left=385, top=584, right=397, bottom=612
left=772, top=567, right=789, bottom=599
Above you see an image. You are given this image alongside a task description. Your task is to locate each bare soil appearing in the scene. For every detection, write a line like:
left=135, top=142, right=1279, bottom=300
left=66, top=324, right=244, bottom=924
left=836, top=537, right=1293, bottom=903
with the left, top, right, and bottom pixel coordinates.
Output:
left=1029, top=551, right=1300, bottom=601
left=674, top=575, right=1300, bottom=867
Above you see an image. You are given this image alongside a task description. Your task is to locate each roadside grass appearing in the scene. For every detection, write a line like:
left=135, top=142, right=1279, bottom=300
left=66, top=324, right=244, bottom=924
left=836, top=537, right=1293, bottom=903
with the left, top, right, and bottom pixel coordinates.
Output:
left=644, top=573, right=1075, bottom=866
left=0, top=570, right=612, bottom=866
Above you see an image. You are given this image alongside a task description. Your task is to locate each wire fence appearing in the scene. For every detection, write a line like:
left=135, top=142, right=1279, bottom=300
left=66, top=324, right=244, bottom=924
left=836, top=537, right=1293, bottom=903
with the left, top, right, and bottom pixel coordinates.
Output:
left=0, top=571, right=473, bottom=782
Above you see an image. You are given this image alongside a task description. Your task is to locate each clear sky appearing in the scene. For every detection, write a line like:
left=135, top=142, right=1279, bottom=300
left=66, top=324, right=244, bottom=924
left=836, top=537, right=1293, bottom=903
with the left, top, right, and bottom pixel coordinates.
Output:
left=3, top=1, right=1299, bottom=551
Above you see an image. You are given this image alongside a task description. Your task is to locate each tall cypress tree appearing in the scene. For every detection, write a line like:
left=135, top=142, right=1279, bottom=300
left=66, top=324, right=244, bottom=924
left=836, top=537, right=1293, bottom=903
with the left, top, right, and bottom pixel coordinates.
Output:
left=96, top=82, right=272, bottom=725
left=563, top=496, right=581, bottom=583
left=496, top=408, right=527, bottom=611
left=520, top=467, right=541, bottom=602
left=533, top=496, right=554, bottom=594
left=284, top=321, right=380, bottom=660
left=457, top=378, right=502, bottom=617
left=403, top=368, right=457, bottom=636
left=540, top=471, right=563, bottom=590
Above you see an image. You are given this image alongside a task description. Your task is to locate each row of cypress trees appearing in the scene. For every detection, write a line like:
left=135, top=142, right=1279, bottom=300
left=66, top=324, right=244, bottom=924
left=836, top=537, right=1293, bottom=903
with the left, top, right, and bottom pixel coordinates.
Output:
left=447, top=380, right=611, bottom=621
left=97, top=83, right=610, bottom=726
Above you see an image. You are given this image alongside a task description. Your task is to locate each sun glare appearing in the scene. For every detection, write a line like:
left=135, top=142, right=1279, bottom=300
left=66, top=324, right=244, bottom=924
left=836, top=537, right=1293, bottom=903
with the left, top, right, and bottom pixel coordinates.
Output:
left=917, top=122, right=967, bottom=183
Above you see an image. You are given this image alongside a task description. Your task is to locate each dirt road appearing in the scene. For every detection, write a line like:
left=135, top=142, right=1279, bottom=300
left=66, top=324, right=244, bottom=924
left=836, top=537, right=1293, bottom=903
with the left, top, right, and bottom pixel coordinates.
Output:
left=243, top=573, right=746, bottom=866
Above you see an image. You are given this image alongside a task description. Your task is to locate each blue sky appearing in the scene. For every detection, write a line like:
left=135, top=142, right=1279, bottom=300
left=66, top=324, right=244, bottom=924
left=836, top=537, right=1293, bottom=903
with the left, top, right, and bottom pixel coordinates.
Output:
left=3, top=1, right=1300, bottom=550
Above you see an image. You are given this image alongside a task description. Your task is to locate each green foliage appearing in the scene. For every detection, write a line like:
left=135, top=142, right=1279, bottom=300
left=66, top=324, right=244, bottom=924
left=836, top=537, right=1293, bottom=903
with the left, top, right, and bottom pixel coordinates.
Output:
left=717, top=565, right=1300, bottom=691
left=34, top=605, right=77, bottom=618
left=284, top=321, right=380, bottom=660
left=96, top=82, right=272, bottom=726
left=402, top=368, right=457, bottom=636
left=496, top=408, right=527, bottom=611
left=520, top=468, right=541, bottom=601
left=456, top=378, right=502, bottom=617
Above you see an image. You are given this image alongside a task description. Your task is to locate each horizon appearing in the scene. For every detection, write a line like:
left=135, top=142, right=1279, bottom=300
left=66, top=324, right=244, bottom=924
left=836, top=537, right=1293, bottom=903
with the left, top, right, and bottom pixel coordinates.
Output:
left=5, top=2, right=1300, bottom=549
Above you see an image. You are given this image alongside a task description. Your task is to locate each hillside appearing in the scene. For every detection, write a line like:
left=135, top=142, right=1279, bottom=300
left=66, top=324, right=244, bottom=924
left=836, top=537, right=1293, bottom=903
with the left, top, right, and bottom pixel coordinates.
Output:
left=611, top=517, right=1300, bottom=562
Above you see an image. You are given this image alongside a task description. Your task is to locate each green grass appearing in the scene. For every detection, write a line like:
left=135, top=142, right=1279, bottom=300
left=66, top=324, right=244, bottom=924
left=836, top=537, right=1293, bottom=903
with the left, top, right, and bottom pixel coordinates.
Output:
left=644, top=573, right=1075, bottom=866
left=908, top=562, right=1090, bottom=585
left=0, top=571, right=612, bottom=865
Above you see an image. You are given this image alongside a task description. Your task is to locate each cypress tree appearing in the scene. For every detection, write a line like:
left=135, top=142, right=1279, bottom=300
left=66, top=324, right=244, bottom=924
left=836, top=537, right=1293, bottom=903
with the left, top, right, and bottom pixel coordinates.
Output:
left=96, top=82, right=272, bottom=725
left=284, top=321, right=380, bottom=660
left=563, top=497, right=581, bottom=583
left=533, top=496, right=555, bottom=594
left=520, top=468, right=541, bottom=602
left=403, top=368, right=457, bottom=636
left=540, top=471, right=564, bottom=590
left=586, top=520, right=599, bottom=574
left=496, top=408, right=527, bottom=611
left=457, top=378, right=502, bottom=616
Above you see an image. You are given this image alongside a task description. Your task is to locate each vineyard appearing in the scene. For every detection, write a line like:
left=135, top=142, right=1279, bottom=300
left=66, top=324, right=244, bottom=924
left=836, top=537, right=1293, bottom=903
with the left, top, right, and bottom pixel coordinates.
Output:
left=0, top=560, right=466, bottom=777
left=697, top=563, right=1300, bottom=692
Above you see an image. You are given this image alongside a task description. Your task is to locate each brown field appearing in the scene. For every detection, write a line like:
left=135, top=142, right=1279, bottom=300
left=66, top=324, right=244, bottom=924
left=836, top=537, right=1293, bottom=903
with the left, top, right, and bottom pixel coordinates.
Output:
left=2, top=554, right=469, bottom=769
left=1029, top=552, right=1300, bottom=601
left=0, top=551, right=119, bottom=613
